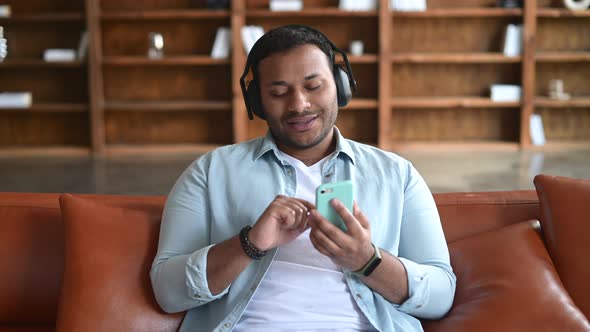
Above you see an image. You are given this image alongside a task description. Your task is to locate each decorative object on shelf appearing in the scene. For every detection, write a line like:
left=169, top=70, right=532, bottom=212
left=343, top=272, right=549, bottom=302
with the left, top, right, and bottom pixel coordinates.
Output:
left=563, top=0, right=590, bottom=11
left=77, top=31, right=89, bottom=60
left=349, top=40, right=364, bottom=56
left=207, top=0, right=230, bottom=9
left=43, top=49, right=77, bottom=62
left=269, top=0, right=303, bottom=11
left=0, top=92, right=32, bottom=109
left=0, top=5, right=11, bottom=18
left=241, top=26, right=264, bottom=55
left=148, top=32, right=164, bottom=59
left=390, top=0, right=426, bottom=11
left=211, top=27, right=231, bottom=59
left=548, top=79, right=571, bottom=100
left=0, top=26, right=6, bottom=62
left=496, top=0, right=523, bottom=8
left=529, top=114, right=546, bottom=146
left=502, top=24, right=522, bottom=57
left=490, top=84, right=522, bottom=102
left=339, top=0, right=378, bottom=11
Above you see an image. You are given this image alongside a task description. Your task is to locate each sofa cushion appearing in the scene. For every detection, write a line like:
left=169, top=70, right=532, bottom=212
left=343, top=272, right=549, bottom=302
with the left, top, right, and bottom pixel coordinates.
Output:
left=534, top=174, right=590, bottom=318
left=57, top=194, right=184, bottom=332
left=422, top=220, right=590, bottom=332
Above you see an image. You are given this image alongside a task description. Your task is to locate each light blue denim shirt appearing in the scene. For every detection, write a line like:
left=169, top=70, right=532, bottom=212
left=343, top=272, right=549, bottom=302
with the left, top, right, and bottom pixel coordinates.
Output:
left=151, top=128, right=456, bottom=332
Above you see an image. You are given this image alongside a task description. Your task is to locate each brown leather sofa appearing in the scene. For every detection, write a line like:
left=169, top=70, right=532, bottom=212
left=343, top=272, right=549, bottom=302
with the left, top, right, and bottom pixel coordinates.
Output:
left=1, top=174, right=589, bottom=332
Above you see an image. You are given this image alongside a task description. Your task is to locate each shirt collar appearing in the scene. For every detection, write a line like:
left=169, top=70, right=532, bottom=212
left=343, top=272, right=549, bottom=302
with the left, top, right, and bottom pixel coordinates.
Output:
left=253, top=127, right=355, bottom=165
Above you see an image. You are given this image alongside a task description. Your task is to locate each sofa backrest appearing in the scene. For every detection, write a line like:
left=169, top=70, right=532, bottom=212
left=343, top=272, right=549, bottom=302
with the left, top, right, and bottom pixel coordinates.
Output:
left=435, top=190, right=540, bottom=243
left=0, top=190, right=540, bottom=327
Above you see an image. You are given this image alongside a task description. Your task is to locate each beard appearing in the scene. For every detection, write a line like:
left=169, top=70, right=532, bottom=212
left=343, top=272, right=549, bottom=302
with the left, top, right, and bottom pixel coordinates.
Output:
left=268, top=104, right=338, bottom=151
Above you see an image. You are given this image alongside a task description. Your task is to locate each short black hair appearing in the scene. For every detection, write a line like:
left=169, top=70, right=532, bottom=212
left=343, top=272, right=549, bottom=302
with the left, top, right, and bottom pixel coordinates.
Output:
left=247, top=24, right=335, bottom=79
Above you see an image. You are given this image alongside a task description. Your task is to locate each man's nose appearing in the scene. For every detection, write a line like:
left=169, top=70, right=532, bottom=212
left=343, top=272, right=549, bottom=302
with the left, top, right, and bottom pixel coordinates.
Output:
left=287, top=89, right=311, bottom=112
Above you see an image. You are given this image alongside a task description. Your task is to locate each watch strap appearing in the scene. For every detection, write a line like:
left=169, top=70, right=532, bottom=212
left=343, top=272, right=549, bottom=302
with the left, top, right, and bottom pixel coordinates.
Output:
left=353, top=243, right=382, bottom=277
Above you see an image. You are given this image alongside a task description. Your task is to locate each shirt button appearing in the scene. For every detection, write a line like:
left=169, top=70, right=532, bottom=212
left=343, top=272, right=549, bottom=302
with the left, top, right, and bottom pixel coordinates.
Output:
left=325, top=173, right=332, bottom=178
left=224, top=323, right=231, bottom=328
left=194, top=292, right=202, bottom=298
left=416, top=304, right=423, bottom=309
left=286, top=169, right=293, bottom=176
left=356, top=293, right=362, bottom=299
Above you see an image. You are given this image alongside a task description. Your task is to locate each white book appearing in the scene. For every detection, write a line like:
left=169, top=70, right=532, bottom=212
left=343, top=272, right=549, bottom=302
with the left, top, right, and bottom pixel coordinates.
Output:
left=241, top=26, right=264, bottom=55
left=391, top=0, right=426, bottom=11
left=503, top=24, right=522, bottom=57
left=211, top=27, right=231, bottom=59
left=269, top=0, right=303, bottom=11
left=529, top=114, right=546, bottom=146
left=490, top=84, right=521, bottom=102
left=43, top=49, right=77, bottom=62
left=340, top=0, right=377, bottom=11
left=0, top=92, right=33, bottom=108
left=77, top=31, right=89, bottom=60
left=0, top=5, right=11, bottom=18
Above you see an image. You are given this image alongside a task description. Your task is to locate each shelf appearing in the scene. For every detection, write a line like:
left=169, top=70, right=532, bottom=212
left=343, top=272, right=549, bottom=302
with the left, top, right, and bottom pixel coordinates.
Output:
left=342, top=98, right=378, bottom=109
left=0, top=147, right=90, bottom=157
left=0, top=103, right=87, bottom=113
left=104, top=144, right=220, bottom=156
left=104, top=100, right=232, bottom=112
left=391, top=8, right=522, bottom=18
left=247, top=9, right=378, bottom=17
left=101, top=9, right=230, bottom=20
left=391, top=97, right=521, bottom=108
left=391, top=53, right=521, bottom=63
left=343, top=54, right=379, bottom=64
left=389, top=141, right=520, bottom=152
left=536, top=52, right=590, bottom=63
left=102, top=56, right=230, bottom=66
left=538, top=9, right=590, bottom=18
left=535, top=97, right=590, bottom=108
left=0, top=13, right=85, bottom=22
left=529, top=141, right=590, bottom=151
left=0, top=59, right=85, bottom=68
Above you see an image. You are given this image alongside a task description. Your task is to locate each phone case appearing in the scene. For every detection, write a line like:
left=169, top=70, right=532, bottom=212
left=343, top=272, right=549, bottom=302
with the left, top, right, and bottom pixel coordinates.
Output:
left=316, top=180, right=354, bottom=232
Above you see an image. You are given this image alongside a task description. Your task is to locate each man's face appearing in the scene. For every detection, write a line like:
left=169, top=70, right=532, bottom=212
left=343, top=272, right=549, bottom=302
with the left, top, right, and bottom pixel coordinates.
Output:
left=257, top=44, right=339, bottom=151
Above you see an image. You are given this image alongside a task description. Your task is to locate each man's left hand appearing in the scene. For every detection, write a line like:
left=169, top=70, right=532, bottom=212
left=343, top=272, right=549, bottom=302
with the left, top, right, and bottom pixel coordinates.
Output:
left=309, top=200, right=374, bottom=272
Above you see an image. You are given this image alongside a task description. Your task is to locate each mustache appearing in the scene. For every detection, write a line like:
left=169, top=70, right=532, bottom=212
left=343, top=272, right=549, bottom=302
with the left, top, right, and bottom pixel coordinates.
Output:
left=283, top=110, right=320, bottom=121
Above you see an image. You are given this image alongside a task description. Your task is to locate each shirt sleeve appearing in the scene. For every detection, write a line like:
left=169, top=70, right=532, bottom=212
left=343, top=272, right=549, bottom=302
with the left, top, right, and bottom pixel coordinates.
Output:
left=395, top=162, right=457, bottom=319
left=150, top=155, right=230, bottom=314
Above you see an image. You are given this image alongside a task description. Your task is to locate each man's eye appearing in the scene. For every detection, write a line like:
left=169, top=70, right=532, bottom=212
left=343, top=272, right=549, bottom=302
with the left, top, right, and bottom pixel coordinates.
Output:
left=308, top=84, right=321, bottom=91
left=270, top=92, right=286, bottom=97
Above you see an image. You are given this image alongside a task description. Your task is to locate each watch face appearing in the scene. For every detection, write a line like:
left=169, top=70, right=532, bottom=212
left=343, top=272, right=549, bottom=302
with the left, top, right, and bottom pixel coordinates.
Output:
left=363, top=256, right=382, bottom=276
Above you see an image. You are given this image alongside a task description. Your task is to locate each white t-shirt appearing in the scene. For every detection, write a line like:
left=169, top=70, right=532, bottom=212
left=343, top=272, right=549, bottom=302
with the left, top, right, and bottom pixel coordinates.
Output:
left=234, top=151, right=375, bottom=331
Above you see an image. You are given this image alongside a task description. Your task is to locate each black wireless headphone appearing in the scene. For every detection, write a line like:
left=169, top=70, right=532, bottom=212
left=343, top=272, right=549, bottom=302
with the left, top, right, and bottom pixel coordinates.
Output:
left=239, top=24, right=357, bottom=120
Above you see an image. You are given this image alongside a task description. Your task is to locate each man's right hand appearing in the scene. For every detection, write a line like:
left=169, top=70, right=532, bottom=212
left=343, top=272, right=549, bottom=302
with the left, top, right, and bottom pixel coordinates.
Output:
left=248, top=195, right=315, bottom=251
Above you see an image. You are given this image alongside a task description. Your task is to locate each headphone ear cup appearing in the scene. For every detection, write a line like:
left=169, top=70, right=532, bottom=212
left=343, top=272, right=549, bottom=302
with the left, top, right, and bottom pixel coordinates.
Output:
left=334, top=66, right=352, bottom=107
left=247, top=81, right=265, bottom=119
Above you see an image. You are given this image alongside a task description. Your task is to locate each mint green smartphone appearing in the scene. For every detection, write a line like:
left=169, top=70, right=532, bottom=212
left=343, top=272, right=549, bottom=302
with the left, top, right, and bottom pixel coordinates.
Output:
left=316, top=180, right=354, bottom=232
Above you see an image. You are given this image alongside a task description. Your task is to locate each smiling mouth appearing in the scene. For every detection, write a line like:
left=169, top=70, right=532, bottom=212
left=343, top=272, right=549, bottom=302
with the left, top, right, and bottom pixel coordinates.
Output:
left=286, top=115, right=318, bottom=132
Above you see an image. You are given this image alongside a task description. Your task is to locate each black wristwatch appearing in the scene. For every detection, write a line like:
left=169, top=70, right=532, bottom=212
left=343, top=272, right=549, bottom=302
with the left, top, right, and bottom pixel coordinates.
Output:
left=353, top=243, right=382, bottom=277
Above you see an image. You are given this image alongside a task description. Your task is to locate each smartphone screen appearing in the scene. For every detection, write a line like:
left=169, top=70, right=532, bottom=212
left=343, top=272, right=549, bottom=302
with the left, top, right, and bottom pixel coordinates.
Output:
left=315, top=180, right=354, bottom=232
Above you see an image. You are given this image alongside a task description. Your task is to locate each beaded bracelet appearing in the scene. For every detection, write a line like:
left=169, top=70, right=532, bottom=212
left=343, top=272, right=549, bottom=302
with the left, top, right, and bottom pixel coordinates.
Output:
left=239, top=225, right=270, bottom=260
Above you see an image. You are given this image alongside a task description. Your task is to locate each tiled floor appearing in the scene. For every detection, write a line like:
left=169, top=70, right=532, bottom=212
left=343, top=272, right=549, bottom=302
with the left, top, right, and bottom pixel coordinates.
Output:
left=0, top=148, right=589, bottom=195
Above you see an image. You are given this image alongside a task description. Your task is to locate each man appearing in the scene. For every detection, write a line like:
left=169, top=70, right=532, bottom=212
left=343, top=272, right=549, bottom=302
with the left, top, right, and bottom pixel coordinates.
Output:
left=151, top=25, right=456, bottom=332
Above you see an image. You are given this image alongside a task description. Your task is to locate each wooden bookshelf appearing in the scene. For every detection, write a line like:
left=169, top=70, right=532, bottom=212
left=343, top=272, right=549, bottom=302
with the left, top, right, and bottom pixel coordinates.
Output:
left=0, top=0, right=88, bottom=154
left=1, top=0, right=588, bottom=156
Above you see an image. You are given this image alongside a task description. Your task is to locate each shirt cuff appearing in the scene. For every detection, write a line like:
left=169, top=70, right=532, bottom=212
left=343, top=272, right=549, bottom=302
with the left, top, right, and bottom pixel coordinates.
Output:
left=396, top=257, right=430, bottom=315
left=185, top=244, right=230, bottom=302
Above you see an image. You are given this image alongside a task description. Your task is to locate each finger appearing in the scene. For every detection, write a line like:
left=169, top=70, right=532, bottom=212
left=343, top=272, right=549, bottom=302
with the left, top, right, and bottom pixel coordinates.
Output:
left=310, top=209, right=347, bottom=243
left=309, top=229, right=336, bottom=257
left=330, top=199, right=362, bottom=235
left=281, top=199, right=310, bottom=230
left=353, top=201, right=370, bottom=230
left=310, top=213, right=344, bottom=255
left=296, top=198, right=316, bottom=211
